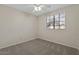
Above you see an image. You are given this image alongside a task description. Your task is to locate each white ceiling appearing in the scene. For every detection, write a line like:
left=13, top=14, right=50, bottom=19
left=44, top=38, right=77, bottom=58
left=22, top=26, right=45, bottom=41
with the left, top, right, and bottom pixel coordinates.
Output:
left=4, top=4, right=70, bottom=16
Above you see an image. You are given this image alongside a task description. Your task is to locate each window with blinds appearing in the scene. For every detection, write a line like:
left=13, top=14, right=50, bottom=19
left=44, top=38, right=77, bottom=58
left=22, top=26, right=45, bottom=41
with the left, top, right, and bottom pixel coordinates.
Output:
left=46, top=13, right=65, bottom=30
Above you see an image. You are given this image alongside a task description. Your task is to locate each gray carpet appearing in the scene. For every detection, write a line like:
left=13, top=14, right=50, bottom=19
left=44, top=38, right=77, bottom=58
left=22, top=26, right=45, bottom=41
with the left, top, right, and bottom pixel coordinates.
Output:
left=0, top=38, right=78, bottom=55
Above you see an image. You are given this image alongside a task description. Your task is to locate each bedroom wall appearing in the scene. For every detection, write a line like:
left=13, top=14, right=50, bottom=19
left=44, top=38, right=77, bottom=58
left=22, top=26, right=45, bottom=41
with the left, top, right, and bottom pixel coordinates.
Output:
left=0, top=5, right=38, bottom=49
left=38, top=5, right=79, bottom=49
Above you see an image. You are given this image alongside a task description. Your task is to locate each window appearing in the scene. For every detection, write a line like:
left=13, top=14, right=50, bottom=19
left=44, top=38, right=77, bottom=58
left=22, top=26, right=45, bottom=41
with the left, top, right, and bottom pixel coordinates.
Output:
left=46, top=13, right=65, bottom=30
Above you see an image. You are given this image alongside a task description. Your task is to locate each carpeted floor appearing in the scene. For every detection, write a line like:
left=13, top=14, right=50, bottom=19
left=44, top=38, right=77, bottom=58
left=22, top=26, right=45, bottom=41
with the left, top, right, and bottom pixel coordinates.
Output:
left=0, top=38, right=78, bottom=55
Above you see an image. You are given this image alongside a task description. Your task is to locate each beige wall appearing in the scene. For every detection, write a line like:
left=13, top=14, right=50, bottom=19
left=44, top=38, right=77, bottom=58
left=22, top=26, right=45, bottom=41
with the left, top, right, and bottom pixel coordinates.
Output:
left=38, top=5, right=79, bottom=49
left=0, top=5, right=38, bottom=49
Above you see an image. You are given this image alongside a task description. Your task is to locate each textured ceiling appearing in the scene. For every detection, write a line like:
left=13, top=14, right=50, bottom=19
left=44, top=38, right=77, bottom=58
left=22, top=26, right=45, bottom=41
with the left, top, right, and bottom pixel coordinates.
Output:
left=4, top=4, right=70, bottom=16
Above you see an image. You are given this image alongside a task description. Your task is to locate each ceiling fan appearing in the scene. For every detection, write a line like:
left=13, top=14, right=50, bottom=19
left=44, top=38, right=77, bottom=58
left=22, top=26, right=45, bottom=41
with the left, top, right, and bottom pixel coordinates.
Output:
left=33, top=4, right=44, bottom=12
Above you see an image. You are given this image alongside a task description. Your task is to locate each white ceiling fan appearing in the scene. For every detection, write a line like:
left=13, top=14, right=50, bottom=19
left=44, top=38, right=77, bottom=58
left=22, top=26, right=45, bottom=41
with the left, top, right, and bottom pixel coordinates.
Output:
left=33, top=4, right=44, bottom=12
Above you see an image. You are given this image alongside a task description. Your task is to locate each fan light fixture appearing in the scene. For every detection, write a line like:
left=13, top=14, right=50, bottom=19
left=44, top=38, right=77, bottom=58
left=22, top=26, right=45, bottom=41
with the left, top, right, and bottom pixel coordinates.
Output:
left=34, top=6, right=41, bottom=11
left=33, top=4, right=43, bottom=12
